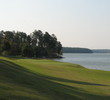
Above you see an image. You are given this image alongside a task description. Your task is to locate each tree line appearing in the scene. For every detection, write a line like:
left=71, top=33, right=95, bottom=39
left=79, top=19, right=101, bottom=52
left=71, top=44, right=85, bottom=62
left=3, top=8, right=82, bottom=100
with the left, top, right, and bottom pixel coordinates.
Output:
left=0, top=30, right=62, bottom=58
left=63, top=47, right=93, bottom=53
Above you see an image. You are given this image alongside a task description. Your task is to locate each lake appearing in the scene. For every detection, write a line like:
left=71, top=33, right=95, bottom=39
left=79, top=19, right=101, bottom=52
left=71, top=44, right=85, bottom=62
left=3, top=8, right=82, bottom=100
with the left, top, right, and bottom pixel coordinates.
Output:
left=55, top=53, right=110, bottom=71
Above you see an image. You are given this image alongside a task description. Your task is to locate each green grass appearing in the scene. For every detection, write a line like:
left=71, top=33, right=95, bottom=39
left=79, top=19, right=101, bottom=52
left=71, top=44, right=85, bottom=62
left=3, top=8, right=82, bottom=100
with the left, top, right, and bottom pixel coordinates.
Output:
left=0, top=56, right=110, bottom=100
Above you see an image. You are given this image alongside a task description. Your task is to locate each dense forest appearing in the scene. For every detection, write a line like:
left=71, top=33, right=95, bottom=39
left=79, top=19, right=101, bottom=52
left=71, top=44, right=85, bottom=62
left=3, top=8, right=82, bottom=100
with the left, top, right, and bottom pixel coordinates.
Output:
left=63, top=47, right=93, bottom=53
left=0, top=30, right=62, bottom=58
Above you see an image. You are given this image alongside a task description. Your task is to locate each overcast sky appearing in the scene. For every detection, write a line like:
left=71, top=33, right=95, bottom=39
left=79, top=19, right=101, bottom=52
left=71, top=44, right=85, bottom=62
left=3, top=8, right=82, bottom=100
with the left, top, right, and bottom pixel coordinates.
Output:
left=0, top=0, right=110, bottom=49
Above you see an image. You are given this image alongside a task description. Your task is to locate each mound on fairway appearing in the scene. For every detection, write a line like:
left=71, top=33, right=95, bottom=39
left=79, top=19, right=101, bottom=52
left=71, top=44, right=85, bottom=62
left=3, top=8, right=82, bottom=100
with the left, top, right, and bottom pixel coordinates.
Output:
left=0, top=56, right=110, bottom=100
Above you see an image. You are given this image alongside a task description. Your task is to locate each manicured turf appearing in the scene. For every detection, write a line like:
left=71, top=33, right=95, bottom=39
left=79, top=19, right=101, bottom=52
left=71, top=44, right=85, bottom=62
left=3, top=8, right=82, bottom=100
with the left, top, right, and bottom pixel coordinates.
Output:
left=0, top=56, right=110, bottom=100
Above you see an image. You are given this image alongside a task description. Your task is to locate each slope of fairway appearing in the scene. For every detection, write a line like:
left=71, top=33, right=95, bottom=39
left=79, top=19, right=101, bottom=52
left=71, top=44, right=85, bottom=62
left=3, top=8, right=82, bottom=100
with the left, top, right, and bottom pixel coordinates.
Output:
left=0, top=56, right=110, bottom=100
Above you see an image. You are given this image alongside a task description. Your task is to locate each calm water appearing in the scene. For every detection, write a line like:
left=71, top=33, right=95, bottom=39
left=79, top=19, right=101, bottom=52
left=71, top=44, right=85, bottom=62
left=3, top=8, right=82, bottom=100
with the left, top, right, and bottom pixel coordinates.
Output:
left=55, top=53, right=110, bottom=71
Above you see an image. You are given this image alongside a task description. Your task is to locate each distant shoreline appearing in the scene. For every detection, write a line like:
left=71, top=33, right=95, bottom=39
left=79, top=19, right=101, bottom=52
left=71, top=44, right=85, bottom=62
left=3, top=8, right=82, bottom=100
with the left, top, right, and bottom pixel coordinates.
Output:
left=63, top=47, right=93, bottom=53
left=63, top=47, right=110, bottom=53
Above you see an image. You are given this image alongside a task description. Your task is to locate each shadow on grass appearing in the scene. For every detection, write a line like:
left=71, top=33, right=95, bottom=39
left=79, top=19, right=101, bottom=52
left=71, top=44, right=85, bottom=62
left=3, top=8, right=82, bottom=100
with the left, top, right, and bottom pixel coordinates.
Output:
left=0, top=59, right=110, bottom=100
left=1, top=55, right=26, bottom=59
left=2, top=56, right=51, bottom=60
left=42, top=75, right=109, bottom=86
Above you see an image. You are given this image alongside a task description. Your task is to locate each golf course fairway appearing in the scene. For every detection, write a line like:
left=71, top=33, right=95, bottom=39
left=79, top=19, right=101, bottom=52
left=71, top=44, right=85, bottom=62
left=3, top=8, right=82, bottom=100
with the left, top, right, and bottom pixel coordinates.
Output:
left=0, top=56, right=110, bottom=100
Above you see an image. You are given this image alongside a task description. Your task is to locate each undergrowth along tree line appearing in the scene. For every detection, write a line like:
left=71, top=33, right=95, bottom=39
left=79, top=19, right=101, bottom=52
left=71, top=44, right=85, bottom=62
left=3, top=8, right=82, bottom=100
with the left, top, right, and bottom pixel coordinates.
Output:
left=0, top=30, right=62, bottom=58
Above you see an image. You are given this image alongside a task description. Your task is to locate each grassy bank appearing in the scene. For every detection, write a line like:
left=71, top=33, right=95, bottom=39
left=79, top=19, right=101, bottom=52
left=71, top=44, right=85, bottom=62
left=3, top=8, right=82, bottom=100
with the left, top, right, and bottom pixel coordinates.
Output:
left=0, top=56, right=110, bottom=100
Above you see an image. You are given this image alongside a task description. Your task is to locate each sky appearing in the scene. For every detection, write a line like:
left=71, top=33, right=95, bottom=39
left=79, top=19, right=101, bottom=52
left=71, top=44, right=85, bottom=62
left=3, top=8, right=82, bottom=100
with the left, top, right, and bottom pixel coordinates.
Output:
left=0, top=0, right=110, bottom=49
